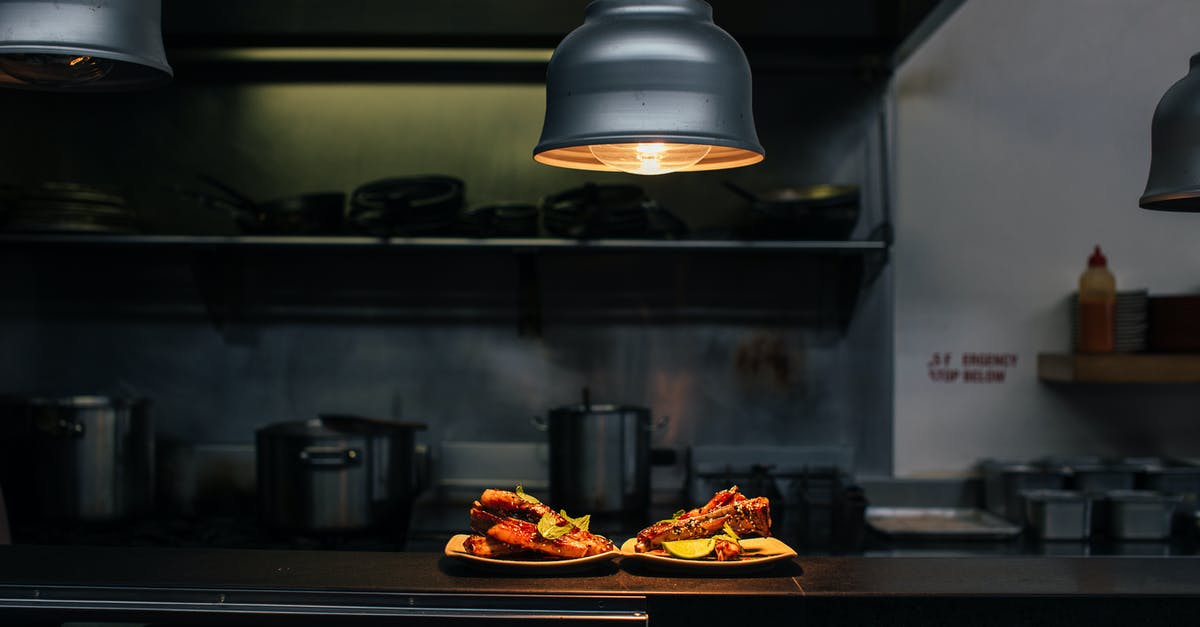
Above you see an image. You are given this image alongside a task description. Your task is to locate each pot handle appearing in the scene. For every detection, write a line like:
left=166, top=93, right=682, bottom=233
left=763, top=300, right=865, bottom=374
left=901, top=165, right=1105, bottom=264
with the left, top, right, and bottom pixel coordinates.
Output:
left=36, top=418, right=85, bottom=438
left=530, top=415, right=548, bottom=432
left=647, top=415, right=669, bottom=431
left=299, top=446, right=361, bottom=467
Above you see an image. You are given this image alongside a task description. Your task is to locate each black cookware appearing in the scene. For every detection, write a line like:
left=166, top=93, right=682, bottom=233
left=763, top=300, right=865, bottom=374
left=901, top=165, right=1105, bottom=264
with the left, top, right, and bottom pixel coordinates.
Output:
left=725, top=181, right=860, bottom=240
left=541, top=182, right=687, bottom=239
left=348, top=175, right=465, bottom=236
left=189, top=175, right=345, bottom=235
left=461, top=202, right=540, bottom=237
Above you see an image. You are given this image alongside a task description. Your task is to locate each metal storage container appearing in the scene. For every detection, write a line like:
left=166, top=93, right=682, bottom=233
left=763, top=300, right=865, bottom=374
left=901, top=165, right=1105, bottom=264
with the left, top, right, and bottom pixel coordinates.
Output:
left=1140, top=463, right=1200, bottom=506
left=981, top=460, right=1068, bottom=522
left=1021, top=489, right=1091, bottom=540
left=1104, top=490, right=1182, bottom=541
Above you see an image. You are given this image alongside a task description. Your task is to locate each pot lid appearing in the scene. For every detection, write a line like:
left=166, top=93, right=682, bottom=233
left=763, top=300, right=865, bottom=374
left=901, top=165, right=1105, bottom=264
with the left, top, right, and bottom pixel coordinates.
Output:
left=550, top=403, right=649, bottom=415
left=7, top=395, right=147, bottom=409
left=258, top=415, right=427, bottom=438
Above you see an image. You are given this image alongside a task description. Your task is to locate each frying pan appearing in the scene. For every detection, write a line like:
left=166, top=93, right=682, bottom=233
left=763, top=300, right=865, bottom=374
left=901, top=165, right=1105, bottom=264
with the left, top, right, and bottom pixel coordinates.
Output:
left=348, top=175, right=465, bottom=236
left=541, top=182, right=688, bottom=239
left=724, top=181, right=860, bottom=240
left=182, top=175, right=346, bottom=235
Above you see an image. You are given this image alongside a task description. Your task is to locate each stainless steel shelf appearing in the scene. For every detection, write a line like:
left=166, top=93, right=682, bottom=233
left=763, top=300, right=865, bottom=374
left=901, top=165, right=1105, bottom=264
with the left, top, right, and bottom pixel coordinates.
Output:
left=0, top=233, right=889, bottom=253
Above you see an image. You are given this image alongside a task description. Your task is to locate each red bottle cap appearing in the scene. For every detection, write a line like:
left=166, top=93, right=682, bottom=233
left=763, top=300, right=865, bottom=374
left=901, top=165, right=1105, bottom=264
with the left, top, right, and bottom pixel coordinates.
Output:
left=1087, top=245, right=1107, bottom=267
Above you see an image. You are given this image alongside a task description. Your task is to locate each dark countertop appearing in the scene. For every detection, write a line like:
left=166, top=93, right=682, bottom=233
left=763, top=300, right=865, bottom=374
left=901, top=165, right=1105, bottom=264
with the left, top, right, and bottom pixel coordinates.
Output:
left=1, top=546, right=1199, bottom=625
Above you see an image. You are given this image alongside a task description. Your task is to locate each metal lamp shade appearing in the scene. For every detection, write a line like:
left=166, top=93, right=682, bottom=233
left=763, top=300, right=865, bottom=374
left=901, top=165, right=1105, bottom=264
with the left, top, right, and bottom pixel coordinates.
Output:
left=534, top=0, right=764, bottom=174
left=0, top=0, right=172, bottom=92
left=1140, top=52, right=1200, bottom=211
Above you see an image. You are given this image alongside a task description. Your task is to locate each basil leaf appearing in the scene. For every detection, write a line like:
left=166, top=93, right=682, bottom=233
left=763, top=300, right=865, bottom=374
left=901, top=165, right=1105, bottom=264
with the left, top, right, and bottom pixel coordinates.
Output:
left=537, top=512, right=572, bottom=539
left=515, top=483, right=540, bottom=504
left=558, top=510, right=591, bottom=533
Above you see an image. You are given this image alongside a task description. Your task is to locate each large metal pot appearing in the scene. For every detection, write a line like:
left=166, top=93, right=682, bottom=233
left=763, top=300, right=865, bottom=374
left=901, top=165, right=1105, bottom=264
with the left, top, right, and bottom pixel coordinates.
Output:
left=255, top=415, right=427, bottom=535
left=536, top=396, right=666, bottom=516
left=0, top=395, right=154, bottom=524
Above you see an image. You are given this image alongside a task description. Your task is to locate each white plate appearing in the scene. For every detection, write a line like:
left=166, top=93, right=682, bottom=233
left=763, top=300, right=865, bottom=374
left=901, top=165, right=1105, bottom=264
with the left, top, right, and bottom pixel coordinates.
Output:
left=618, top=536, right=797, bottom=572
left=444, top=534, right=620, bottom=572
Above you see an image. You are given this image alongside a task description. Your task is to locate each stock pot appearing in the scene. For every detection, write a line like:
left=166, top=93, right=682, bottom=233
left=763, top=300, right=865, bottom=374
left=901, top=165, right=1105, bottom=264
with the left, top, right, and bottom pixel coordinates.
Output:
left=536, top=396, right=667, bottom=516
left=0, top=395, right=153, bottom=524
left=256, top=415, right=427, bottom=534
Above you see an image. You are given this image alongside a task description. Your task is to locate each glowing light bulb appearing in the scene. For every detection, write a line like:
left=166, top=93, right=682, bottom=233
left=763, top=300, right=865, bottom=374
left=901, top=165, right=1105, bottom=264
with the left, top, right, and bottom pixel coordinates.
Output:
left=588, top=142, right=712, bottom=175
left=0, top=53, right=113, bottom=86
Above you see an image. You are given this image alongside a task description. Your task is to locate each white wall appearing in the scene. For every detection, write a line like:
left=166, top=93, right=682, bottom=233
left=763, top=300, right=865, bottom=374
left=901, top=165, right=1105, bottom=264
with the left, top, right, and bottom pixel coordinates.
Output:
left=894, top=0, right=1200, bottom=475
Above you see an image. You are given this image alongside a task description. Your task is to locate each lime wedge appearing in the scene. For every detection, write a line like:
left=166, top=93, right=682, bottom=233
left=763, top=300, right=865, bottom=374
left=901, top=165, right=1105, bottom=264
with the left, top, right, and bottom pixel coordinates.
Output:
left=662, top=538, right=716, bottom=559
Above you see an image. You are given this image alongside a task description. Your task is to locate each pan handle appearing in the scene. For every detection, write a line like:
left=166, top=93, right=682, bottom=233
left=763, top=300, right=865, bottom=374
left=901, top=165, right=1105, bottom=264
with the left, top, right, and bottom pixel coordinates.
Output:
left=722, top=180, right=760, bottom=203
left=36, top=418, right=85, bottom=438
left=197, top=174, right=257, bottom=210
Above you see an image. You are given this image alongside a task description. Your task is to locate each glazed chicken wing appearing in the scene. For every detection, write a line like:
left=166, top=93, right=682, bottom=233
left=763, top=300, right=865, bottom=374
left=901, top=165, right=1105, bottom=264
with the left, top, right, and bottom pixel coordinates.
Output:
left=634, top=486, right=772, bottom=553
left=461, top=489, right=615, bottom=560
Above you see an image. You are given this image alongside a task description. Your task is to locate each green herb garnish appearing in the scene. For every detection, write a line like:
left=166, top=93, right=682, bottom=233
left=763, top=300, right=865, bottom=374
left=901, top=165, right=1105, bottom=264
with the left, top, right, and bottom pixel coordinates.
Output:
left=537, top=510, right=591, bottom=539
left=653, top=509, right=687, bottom=526
left=537, top=512, right=572, bottom=539
left=515, top=483, right=540, bottom=504
left=559, top=510, right=590, bottom=533
left=712, top=522, right=742, bottom=546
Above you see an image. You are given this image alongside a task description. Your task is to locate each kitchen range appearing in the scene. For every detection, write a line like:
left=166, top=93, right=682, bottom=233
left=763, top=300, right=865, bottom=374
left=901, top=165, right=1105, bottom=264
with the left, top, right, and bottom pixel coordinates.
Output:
left=1, top=0, right=1200, bottom=626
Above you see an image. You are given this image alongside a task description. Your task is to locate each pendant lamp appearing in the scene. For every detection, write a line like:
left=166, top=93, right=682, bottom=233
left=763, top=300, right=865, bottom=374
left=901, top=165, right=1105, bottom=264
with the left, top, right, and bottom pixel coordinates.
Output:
left=534, top=0, right=764, bottom=175
left=0, top=0, right=172, bottom=92
left=1140, top=52, right=1200, bottom=211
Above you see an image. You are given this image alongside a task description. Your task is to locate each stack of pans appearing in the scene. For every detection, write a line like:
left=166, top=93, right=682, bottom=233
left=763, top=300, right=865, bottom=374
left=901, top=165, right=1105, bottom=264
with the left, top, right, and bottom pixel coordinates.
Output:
left=541, top=183, right=686, bottom=239
left=347, top=176, right=465, bottom=236
left=3, top=181, right=139, bottom=234
left=460, top=203, right=540, bottom=237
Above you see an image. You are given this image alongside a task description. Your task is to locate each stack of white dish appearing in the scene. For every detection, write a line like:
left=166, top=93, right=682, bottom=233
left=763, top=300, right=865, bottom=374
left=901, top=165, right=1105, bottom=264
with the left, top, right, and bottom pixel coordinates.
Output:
left=1114, top=290, right=1149, bottom=352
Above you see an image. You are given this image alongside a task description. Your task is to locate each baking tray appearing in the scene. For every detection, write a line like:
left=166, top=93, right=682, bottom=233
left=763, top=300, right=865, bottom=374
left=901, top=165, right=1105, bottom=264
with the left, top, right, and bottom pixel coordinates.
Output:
left=866, top=507, right=1023, bottom=540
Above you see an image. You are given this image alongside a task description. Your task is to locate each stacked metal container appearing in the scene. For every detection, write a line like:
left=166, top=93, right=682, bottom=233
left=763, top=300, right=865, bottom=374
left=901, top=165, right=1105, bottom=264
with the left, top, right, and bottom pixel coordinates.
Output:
left=982, top=457, right=1200, bottom=541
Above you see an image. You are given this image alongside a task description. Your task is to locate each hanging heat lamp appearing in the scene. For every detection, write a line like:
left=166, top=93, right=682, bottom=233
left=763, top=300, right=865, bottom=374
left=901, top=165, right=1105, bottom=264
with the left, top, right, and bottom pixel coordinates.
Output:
left=0, top=0, right=172, bottom=92
left=533, top=0, right=764, bottom=176
left=1140, top=52, right=1200, bottom=211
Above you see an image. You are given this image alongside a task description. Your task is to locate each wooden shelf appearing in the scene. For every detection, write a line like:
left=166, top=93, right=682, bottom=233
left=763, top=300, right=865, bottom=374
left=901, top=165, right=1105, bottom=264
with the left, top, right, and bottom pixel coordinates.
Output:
left=1037, top=352, right=1200, bottom=384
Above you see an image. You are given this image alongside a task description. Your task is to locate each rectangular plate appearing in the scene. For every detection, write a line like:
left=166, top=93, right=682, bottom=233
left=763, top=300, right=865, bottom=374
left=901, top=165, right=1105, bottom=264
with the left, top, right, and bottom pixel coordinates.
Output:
left=865, top=507, right=1022, bottom=540
left=444, top=534, right=620, bottom=573
left=618, top=537, right=797, bottom=572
